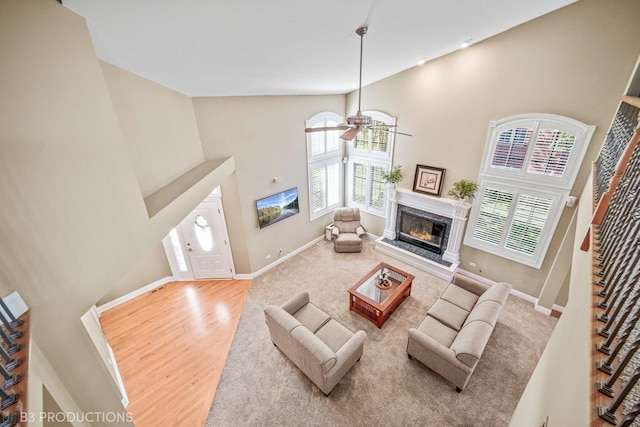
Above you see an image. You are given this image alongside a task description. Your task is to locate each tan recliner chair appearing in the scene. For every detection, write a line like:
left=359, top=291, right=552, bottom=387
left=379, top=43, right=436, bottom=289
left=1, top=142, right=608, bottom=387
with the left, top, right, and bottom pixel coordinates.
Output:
left=331, top=207, right=365, bottom=253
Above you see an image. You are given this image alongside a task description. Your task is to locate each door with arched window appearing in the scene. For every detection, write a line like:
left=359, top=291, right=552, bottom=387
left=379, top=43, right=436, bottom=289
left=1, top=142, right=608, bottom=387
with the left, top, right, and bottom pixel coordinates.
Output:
left=177, top=197, right=233, bottom=279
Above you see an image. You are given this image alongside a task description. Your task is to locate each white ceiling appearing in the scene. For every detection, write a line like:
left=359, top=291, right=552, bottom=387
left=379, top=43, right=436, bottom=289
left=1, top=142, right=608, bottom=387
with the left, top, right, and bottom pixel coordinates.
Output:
left=63, top=0, right=576, bottom=97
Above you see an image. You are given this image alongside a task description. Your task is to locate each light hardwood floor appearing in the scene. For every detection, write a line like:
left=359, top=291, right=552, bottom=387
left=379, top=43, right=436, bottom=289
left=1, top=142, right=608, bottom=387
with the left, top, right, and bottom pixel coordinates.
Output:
left=100, top=279, right=251, bottom=427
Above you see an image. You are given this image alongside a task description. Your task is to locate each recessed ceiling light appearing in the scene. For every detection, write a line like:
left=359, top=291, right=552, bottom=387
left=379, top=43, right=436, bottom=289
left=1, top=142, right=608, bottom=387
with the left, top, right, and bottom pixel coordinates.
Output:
left=417, top=58, right=427, bottom=65
left=460, top=40, right=472, bottom=49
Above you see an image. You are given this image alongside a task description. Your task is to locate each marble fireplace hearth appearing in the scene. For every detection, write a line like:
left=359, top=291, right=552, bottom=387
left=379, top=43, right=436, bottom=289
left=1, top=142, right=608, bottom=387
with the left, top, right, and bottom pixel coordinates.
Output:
left=375, top=187, right=470, bottom=281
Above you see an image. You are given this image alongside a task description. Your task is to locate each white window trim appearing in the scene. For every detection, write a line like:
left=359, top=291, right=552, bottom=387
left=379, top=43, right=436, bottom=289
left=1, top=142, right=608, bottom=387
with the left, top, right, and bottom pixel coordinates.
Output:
left=346, top=157, right=389, bottom=218
left=306, top=112, right=344, bottom=221
left=346, top=110, right=396, bottom=217
left=466, top=113, right=595, bottom=268
left=464, top=179, right=567, bottom=268
left=479, top=113, right=595, bottom=189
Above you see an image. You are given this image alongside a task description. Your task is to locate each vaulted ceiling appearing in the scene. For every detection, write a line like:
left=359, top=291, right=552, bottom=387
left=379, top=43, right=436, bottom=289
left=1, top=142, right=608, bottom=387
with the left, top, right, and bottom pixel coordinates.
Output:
left=63, top=0, right=576, bottom=97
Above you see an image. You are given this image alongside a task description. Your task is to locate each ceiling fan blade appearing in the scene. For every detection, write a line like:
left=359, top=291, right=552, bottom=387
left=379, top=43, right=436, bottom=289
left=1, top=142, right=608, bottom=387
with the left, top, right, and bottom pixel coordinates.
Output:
left=340, top=127, right=361, bottom=141
left=305, top=125, right=349, bottom=133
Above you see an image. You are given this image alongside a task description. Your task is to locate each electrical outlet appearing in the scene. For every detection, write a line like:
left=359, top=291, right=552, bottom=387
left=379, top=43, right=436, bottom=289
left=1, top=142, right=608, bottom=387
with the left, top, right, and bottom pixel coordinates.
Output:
left=469, top=262, right=476, bottom=267
left=266, top=254, right=271, bottom=260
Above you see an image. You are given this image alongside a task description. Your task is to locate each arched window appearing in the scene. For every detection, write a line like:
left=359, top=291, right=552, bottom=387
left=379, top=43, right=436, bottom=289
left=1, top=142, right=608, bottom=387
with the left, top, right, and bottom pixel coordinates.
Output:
left=465, top=113, right=595, bottom=267
left=305, top=112, right=344, bottom=220
left=346, top=110, right=396, bottom=216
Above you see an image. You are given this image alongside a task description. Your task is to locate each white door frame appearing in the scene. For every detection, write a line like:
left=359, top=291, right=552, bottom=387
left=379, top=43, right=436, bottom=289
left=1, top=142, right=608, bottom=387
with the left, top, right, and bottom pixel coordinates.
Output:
left=162, top=186, right=236, bottom=279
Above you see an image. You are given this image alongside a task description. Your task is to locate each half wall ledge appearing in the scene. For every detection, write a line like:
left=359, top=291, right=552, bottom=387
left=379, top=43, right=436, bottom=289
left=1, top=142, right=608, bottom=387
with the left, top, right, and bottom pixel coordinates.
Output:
left=143, top=157, right=235, bottom=218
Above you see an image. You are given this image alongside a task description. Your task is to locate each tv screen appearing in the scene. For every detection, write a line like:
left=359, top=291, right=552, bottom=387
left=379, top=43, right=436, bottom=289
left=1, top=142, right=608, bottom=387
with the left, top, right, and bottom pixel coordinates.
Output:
left=256, top=187, right=300, bottom=229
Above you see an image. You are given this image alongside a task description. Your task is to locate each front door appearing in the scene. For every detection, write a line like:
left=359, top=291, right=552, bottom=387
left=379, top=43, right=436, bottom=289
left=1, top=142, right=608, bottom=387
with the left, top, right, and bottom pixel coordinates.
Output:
left=178, top=199, right=232, bottom=279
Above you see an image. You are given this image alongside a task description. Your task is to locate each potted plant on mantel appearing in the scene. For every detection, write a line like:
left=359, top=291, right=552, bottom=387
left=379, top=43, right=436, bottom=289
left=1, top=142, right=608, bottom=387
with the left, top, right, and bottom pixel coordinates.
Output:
left=448, top=179, right=478, bottom=205
left=382, top=165, right=403, bottom=187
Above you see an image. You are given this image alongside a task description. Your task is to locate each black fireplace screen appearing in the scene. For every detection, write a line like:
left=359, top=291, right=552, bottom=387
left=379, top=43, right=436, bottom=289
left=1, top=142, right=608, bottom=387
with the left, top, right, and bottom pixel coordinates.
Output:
left=398, top=211, right=446, bottom=254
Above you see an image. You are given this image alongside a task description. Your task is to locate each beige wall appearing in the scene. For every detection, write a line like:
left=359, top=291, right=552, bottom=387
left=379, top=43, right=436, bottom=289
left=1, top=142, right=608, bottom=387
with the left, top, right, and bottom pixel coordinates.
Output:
left=509, top=175, right=594, bottom=427
left=0, top=0, right=226, bottom=422
left=348, top=0, right=640, bottom=299
left=98, top=243, right=171, bottom=306
left=101, top=61, right=206, bottom=198
left=193, top=95, right=345, bottom=272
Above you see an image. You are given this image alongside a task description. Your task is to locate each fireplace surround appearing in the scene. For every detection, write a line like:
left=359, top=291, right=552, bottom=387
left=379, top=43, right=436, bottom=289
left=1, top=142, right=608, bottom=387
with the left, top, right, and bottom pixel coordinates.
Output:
left=397, top=206, right=449, bottom=255
left=375, top=187, right=470, bottom=280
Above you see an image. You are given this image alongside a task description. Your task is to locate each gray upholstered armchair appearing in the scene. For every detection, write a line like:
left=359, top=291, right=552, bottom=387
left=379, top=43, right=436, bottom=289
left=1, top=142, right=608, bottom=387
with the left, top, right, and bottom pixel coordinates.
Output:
left=331, top=207, right=365, bottom=253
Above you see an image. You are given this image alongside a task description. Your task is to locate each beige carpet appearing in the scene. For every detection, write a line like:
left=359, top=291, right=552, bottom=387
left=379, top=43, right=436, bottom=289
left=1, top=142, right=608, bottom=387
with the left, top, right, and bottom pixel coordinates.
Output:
left=205, top=237, right=557, bottom=426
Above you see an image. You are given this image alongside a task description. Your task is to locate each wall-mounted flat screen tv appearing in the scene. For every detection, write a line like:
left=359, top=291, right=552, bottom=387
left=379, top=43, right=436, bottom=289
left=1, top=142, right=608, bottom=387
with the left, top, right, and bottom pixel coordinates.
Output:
left=256, top=187, right=300, bottom=229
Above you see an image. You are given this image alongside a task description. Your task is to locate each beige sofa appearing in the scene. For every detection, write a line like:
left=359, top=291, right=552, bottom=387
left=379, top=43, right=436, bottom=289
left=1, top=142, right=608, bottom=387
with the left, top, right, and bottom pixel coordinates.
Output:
left=406, top=274, right=511, bottom=392
left=264, top=292, right=367, bottom=395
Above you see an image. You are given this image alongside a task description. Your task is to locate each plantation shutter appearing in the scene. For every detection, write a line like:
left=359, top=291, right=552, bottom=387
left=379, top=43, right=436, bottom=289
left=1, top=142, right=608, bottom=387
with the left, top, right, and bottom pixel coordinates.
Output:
left=473, top=187, right=514, bottom=246
left=306, top=112, right=344, bottom=220
left=326, top=163, right=340, bottom=207
left=505, top=194, right=554, bottom=255
left=491, top=127, right=532, bottom=170
left=352, top=162, right=367, bottom=204
left=310, top=167, right=326, bottom=212
left=370, top=165, right=386, bottom=210
left=526, top=129, right=576, bottom=177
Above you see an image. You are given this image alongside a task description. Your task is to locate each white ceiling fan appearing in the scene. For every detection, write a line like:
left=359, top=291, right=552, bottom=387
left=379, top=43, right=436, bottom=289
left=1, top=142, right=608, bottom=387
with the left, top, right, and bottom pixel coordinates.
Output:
left=305, top=26, right=412, bottom=141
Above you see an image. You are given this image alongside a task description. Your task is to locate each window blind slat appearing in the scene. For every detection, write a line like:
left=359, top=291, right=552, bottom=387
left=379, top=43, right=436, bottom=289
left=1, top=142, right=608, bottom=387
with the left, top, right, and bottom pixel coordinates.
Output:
left=473, top=187, right=514, bottom=246
left=505, top=194, right=554, bottom=255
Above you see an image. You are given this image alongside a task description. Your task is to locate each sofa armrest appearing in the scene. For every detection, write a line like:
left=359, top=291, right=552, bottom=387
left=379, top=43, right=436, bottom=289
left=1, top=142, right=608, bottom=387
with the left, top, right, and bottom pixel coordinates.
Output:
left=264, top=305, right=302, bottom=334
left=334, top=330, right=366, bottom=364
left=281, top=292, right=310, bottom=315
left=291, top=325, right=337, bottom=373
left=407, top=328, right=457, bottom=362
left=355, top=225, right=365, bottom=237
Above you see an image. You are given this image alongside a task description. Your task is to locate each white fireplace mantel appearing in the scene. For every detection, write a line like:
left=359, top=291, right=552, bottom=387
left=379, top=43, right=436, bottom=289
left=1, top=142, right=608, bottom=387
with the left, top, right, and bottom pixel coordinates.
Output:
left=376, top=187, right=471, bottom=280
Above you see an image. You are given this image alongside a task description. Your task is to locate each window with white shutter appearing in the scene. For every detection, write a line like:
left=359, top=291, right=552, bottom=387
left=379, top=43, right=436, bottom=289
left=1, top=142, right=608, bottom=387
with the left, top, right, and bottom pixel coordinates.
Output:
left=306, top=112, right=344, bottom=220
left=346, top=110, right=396, bottom=216
left=466, top=114, right=595, bottom=268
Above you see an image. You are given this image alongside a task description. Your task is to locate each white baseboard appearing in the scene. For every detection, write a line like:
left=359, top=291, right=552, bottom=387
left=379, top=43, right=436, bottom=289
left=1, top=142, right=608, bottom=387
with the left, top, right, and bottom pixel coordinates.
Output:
left=456, top=269, right=564, bottom=316
left=1, top=291, right=28, bottom=319
left=96, top=276, right=175, bottom=315
left=247, top=235, right=325, bottom=279
left=455, top=269, right=497, bottom=286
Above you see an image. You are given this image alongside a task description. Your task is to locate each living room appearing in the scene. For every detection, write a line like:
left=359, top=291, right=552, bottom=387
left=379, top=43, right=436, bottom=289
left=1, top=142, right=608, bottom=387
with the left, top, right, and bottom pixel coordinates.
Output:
left=1, top=0, right=640, bottom=426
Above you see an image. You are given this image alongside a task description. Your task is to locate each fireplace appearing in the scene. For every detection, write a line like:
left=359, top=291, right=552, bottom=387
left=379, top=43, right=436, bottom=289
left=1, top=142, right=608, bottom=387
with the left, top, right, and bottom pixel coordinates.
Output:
left=398, top=210, right=447, bottom=255
left=376, top=188, right=469, bottom=281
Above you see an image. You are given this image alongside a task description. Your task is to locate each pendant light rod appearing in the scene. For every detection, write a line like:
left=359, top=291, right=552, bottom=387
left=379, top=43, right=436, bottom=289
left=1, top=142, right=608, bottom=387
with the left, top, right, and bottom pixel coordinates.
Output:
left=355, top=26, right=367, bottom=114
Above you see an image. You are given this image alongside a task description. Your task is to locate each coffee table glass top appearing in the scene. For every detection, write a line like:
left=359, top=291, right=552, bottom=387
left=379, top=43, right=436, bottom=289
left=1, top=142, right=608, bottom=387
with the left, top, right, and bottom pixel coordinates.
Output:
left=354, top=265, right=409, bottom=304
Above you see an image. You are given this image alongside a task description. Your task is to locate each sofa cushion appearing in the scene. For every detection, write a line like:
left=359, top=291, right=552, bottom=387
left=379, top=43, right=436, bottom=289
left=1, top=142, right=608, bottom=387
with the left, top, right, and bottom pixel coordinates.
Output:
left=417, top=315, right=458, bottom=348
left=316, top=319, right=354, bottom=353
left=450, top=320, right=494, bottom=367
left=427, top=298, right=469, bottom=332
left=463, top=300, right=502, bottom=329
left=335, top=233, right=363, bottom=244
left=475, top=282, right=511, bottom=307
left=293, top=303, right=331, bottom=333
left=440, top=283, right=479, bottom=311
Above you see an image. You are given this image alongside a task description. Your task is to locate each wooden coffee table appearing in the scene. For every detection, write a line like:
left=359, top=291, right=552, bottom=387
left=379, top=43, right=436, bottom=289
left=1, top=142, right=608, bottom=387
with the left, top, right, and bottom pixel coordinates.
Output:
left=348, top=262, right=415, bottom=328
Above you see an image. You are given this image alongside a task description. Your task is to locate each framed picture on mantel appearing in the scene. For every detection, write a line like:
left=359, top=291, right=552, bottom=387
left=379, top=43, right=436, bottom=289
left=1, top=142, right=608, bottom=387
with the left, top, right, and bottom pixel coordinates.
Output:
left=413, top=165, right=446, bottom=197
